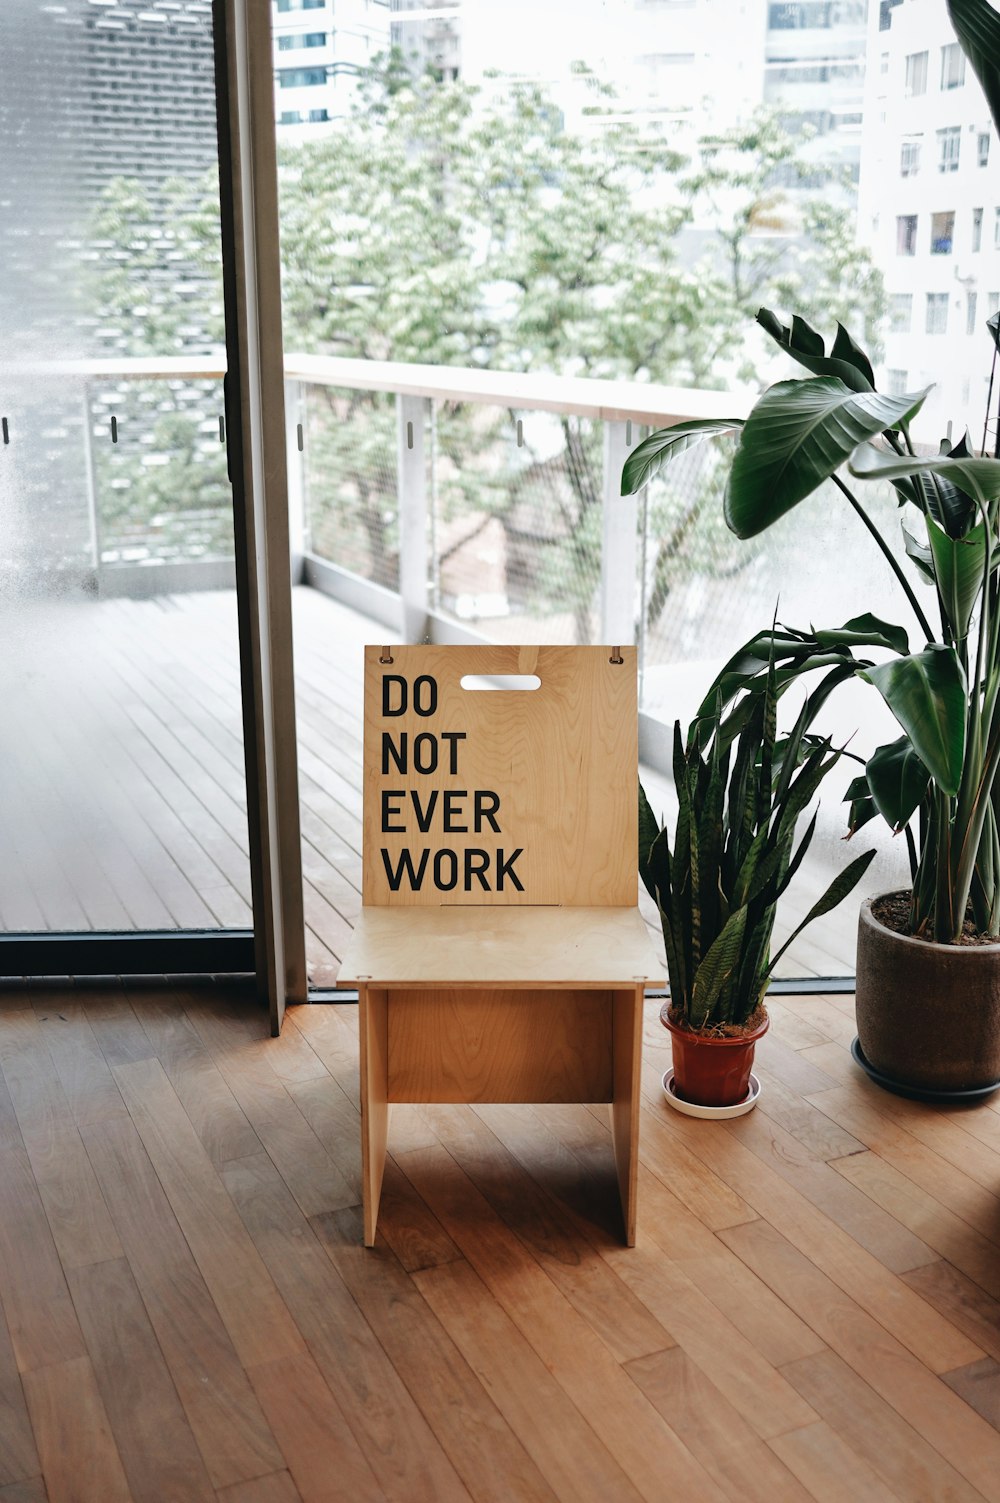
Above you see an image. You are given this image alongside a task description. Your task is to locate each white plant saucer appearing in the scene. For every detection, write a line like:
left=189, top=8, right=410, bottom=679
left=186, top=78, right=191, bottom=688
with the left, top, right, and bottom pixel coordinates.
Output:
left=661, top=1068, right=761, bottom=1119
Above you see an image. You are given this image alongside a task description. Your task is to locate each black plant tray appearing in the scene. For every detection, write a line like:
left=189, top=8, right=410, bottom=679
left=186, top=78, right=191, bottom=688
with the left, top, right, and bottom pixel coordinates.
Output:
left=851, top=1037, right=1000, bottom=1104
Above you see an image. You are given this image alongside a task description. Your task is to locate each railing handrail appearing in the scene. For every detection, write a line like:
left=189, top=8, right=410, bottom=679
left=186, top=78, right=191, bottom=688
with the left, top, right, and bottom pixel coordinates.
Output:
left=19, top=352, right=754, bottom=424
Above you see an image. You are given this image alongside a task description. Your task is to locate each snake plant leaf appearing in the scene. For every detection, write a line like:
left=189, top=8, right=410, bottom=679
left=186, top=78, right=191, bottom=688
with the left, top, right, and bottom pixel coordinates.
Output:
left=766, top=848, right=877, bottom=977
left=948, top=0, right=1000, bottom=144
left=638, top=783, right=662, bottom=902
left=844, top=773, right=879, bottom=837
left=813, top=613, right=910, bottom=655
left=724, top=379, right=930, bottom=539
left=927, top=516, right=989, bottom=641
left=620, top=418, right=744, bottom=496
left=863, top=646, right=967, bottom=797
left=849, top=442, right=1000, bottom=510
left=756, top=308, right=875, bottom=392
left=866, top=736, right=931, bottom=833
left=689, top=905, right=748, bottom=1030
left=902, top=523, right=937, bottom=585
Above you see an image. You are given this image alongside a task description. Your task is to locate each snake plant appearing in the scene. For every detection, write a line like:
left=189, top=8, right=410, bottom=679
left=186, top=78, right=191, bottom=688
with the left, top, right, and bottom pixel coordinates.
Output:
left=639, top=658, right=875, bottom=1030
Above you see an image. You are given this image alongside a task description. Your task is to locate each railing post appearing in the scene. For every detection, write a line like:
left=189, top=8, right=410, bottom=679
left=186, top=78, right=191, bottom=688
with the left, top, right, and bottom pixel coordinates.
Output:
left=397, top=392, right=430, bottom=643
left=80, top=382, right=104, bottom=585
left=600, top=419, right=638, bottom=646
left=284, top=378, right=306, bottom=581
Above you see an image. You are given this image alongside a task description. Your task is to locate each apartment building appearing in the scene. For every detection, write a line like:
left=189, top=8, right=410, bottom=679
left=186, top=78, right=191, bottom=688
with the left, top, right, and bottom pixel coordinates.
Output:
left=859, top=0, right=999, bottom=435
left=272, top=0, right=391, bottom=136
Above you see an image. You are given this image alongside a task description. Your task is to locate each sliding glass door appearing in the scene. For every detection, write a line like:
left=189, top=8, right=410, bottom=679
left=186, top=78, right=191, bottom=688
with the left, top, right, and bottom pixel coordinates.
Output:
left=0, top=0, right=253, bottom=973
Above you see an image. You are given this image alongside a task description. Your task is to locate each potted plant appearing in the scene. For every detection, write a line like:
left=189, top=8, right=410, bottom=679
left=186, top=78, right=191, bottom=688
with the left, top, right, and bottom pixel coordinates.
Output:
left=625, top=0, right=1000, bottom=1103
left=640, top=658, right=875, bottom=1113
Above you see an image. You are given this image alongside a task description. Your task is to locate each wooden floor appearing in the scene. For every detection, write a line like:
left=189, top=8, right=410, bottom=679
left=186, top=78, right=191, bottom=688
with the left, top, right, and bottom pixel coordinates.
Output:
left=2, top=979, right=1000, bottom=1501
left=0, top=585, right=859, bottom=983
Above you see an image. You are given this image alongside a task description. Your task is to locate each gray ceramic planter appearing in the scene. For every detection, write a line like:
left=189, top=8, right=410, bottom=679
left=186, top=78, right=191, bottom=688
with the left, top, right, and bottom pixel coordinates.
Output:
left=855, top=894, right=1000, bottom=1095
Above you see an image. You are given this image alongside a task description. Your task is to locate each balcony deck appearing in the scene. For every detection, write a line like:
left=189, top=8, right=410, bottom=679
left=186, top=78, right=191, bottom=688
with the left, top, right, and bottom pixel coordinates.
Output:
left=0, top=583, right=856, bottom=982
left=1, top=975, right=999, bottom=1502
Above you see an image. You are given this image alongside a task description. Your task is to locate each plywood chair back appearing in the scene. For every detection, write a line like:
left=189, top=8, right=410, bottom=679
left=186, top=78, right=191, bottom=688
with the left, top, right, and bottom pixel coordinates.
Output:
left=362, top=644, right=637, bottom=908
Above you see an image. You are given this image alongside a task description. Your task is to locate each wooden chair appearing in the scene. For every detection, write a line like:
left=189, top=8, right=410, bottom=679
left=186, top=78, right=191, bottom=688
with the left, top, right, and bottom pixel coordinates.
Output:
left=338, top=644, right=664, bottom=1245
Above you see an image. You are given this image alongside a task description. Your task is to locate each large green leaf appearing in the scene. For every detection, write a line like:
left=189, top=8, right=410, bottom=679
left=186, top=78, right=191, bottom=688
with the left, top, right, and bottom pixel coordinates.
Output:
left=850, top=442, right=1000, bottom=509
left=863, top=646, right=968, bottom=797
left=724, top=379, right=929, bottom=539
left=638, top=782, right=661, bottom=902
left=948, top=0, right=1000, bottom=143
left=844, top=773, right=879, bottom=837
left=866, top=736, right=930, bottom=832
left=620, top=418, right=743, bottom=496
left=756, top=308, right=875, bottom=392
left=927, top=516, right=989, bottom=641
left=813, top=613, right=909, bottom=655
left=902, top=523, right=936, bottom=585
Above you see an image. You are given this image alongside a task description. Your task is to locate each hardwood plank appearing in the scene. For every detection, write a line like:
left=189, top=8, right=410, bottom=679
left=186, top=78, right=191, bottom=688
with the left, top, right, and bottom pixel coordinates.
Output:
left=625, top=1347, right=814, bottom=1503
left=218, top=1151, right=472, bottom=1503
left=0, top=1481, right=48, bottom=1503
left=124, top=991, right=261, bottom=1165
left=80, top=1117, right=285, bottom=1491
left=398, top=1141, right=736, bottom=1502
left=781, top=1349, right=983, bottom=1503
left=83, top=991, right=158, bottom=1068
left=413, top=1258, right=646, bottom=1503
left=246, top=1353, right=385, bottom=1503
left=182, top=995, right=356, bottom=1218
left=641, top=1088, right=973, bottom=1372
left=215, top=1472, right=301, bottom=1503
left=0, top=1143, right=86, bottom=1373
left=767, top=1421, right=903, bottom=1503
left=109, top=1057, right=304, bottom=1369
left=0, top=1299, right=40, bottom=1487
left=944, top=1357, right=1000, bottom=1432
left=0, top=1011, right=122, bottom=1274
left=29, top=1004, right=126, bottom=1129
left=902, top=1261, right=1000, bottom=1362
left=315, top=1204, right=561, bottom=1503
left=830, top=1149, right=1000, bottom=1299
left=284, top=1076, right=363, bottom=1201
left=370, top=1158, right=463, bottom=1273
left=723, top=1219, right=1000, bottom=1499
left=67, top=1257, right=214, bottom=1503
left=22, top=1356, right=132, bottom=1503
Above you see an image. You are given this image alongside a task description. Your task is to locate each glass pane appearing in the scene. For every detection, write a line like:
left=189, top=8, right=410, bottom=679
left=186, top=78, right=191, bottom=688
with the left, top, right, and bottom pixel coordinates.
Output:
left=0, top=1, right=250, bottom=937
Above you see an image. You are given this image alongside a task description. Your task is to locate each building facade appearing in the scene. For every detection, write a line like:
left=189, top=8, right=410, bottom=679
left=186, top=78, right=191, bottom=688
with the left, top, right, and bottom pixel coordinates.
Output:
left=858, top=0, right=998, bottom=435
left=272, top=0, right=392, bottom=137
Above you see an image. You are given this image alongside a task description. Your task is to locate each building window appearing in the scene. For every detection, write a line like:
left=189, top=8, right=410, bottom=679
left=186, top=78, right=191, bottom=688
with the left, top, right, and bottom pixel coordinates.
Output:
left=889, top=293, right=912, bottom=332
left=988, top=291, right=1000, bottom=319
left=279, top=110, right=303, bottom=124
left=308, top=108, right=330, bottom=121
left=937, top=126, right=961, bottom=172
left=905, top=50, right=928, bottom=96
left=941, top=42, right=966, bottom=90
left=995, top=207, right=1000, bottom=247
left=979, top=132, right=991, bottom=167
left=887, top=369, right=908, bottom=395
left=276, top=0, right=325, bottom=10
left=881, top=50, right=889, bottom=75
left=897, top=214, right=918, bottom=255
left=968, top=290, right=979, bottom=335
left=900, top=140, right=920, bottom=176
left=926, top=293, right=949, bottom=335
left=931, top=211, right=955, bottom=253
left=277, top=31, right=327, bottom=49
left=278, top=67, right=327, bottom=87
left=973, top=207, right=984, bottom=251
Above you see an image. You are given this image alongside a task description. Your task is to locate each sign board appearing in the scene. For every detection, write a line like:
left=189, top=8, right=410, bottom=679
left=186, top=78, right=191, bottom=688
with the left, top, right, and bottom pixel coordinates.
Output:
left=362, top=644, right=637, bottom=907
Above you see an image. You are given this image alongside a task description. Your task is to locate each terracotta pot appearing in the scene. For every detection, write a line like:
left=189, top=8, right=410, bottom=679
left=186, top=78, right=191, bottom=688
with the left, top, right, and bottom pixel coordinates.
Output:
left=856, top=894, right=1000, bottom=1093
left=660, top=1005, right=769, bottom=1108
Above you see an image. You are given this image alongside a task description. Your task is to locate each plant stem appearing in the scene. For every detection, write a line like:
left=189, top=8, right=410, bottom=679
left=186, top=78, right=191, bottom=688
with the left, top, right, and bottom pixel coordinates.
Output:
left=831, top=474, right=935, bottom=642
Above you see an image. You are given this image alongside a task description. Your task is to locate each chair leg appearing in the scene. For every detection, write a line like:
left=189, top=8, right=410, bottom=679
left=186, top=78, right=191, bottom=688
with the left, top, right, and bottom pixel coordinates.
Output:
left=611, top=986, right=643, bottom=1246
left=359, top=986, right=389, bottom=1246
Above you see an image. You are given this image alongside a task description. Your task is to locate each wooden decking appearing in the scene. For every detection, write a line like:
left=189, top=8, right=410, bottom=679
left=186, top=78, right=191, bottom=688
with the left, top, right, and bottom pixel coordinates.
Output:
left=0, top=584, right=857, bottom=984
left=1, top=978, right=1000, bottom=1501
